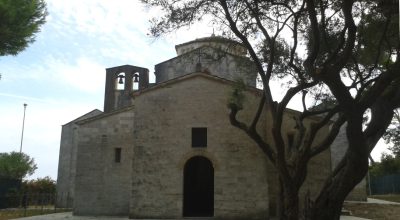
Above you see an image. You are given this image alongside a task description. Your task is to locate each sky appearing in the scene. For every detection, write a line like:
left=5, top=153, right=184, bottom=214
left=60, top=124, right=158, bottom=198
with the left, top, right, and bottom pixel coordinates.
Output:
left=0, top=0, right=391, bottom=180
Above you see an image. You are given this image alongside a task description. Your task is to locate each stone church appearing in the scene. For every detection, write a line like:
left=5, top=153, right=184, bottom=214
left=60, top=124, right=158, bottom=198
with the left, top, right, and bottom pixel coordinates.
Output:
left=56, top=36, right=366, bottom=219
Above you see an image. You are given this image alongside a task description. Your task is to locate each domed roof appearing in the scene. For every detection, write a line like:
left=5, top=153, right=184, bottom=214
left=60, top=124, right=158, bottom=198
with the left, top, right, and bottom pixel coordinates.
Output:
left=175, top=36, right=247, bottom=56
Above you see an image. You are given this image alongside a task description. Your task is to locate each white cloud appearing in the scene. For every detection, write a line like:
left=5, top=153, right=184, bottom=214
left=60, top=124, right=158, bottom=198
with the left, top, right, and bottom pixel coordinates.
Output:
left=47, top=0, right=150, bottom=36
left=45, top=0, right=212, bottom=65
left=1, top=0, right=205, bottom=181
left=40, top=0, right=181, bottom=77
left=0, top=93, right=62, bottom=105
left=43, top=56, right=106, bottom=94
left=1, top=55, right=106, bottom=95
left=1, top=0, right=392, bottom=181
left=0, top=94, right=101, bottom=180
left=371, top=139, right=392, bottom=162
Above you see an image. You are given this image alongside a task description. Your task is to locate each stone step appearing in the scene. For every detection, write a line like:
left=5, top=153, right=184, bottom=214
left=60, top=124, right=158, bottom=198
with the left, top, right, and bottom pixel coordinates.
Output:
left=341, top=209, right=352, bottom=216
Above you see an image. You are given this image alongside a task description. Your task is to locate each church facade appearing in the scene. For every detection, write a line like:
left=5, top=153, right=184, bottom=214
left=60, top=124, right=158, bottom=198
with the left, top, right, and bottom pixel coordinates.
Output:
left=56, top=36, right=366, bottom=219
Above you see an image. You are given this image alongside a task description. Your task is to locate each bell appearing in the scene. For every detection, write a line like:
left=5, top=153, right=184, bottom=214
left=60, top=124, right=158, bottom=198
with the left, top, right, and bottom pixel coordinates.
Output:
left=118, top=76, right=124, bottom=84
left=133, top=74, right=139, bottom=83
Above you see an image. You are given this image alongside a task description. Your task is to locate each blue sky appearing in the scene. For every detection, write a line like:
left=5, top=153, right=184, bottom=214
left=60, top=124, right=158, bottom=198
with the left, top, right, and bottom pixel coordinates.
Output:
left=0, top=0, right=389, bottom=180
left=0, top=0, right=214, bottom=180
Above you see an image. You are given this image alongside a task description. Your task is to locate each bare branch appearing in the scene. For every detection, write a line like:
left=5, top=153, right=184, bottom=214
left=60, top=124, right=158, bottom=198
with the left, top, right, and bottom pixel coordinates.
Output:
left=359, top=60, right=400, bottom=110
left=310, top=114, right=346, bottom=157
left=219, top=0, right=275, bottom=108
left=331, top=0, right=357, bottom=73
left=303, top=0, right=320, bottom=74
left=228, top=104, right=276, bottom=163
left=250, top=94, right=266, bottom=131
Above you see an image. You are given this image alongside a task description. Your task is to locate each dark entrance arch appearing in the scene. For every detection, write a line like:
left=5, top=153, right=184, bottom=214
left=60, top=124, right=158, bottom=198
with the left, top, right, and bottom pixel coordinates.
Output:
left=183, top=156, right=214, bottom=217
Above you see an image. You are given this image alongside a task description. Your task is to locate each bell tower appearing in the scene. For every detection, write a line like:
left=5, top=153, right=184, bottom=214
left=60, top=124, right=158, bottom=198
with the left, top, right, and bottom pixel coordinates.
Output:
left=103, top=65, right=149, bottom=113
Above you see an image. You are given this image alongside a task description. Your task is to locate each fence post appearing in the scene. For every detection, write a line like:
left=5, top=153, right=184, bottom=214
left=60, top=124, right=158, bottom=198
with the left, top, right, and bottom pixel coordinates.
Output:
left=41, top=193, right=44, bottom=214
left=23, top=193, right=27, bottom=217
left=54, top=192, right=57, bottom=213
left=367, top=171, right=372, bottom=195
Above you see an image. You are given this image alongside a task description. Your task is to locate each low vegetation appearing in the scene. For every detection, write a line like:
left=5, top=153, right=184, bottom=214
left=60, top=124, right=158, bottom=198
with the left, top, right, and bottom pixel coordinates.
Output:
left=344, top=203, right=400, bottom=220
left=370, top=194, right=400, bottom=203
left=0, top=207, right=70, bottom=220
left=343, top=194, right=400, bottom=220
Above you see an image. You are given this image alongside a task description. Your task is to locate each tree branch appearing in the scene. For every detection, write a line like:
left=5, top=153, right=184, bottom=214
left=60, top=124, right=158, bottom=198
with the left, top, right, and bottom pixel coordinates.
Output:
left=303, top=0, right=320, bottom=74
left=250, top=93, right=266, bottom=131
left=310, top=114, right=346, bottom=157
left=331, top=0, right=357, bottom=73
left=219, top=0, right=275, bottom=109
left=229, top=104, right=276, bottom=163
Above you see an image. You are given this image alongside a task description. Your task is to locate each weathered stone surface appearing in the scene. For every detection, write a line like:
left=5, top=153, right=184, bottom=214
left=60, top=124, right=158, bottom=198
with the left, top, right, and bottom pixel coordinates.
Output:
left=73, top=108, right=134, bottom=216
left=175, top=36, right=248, bottom=57
left=130, top=74, right=269, bottom=219
left=56, top=36, right=366, bottom=219
left=104, top=65, right=149, bottom=113
left=56, top=109, right=102, bottom=208
left=263, top=109, right=333, bottom=216
left=155, top=46, right=257, bottom=87
left=331, top=125, right=367, bottom=201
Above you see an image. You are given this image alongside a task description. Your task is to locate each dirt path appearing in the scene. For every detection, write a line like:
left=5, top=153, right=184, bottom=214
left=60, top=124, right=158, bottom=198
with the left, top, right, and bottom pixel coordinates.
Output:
left=344, top=202, right=400, bottom=220
left=13, top=212, right=370, bottom=220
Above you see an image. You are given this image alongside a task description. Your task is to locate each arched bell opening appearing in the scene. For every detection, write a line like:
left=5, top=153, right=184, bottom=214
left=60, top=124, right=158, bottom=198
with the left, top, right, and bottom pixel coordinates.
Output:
left=115, top=72, right=125, bottom=90
left=132, top=72, right=139, bottom=91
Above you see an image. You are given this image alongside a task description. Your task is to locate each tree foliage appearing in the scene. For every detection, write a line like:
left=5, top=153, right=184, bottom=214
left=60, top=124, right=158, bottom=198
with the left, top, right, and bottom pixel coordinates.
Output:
left=22, top=176, right=56, bottom=195
left=369, top=153, right=400, bottom=177
left=383, top=109, right=400, bottom=157
left=142, top=0, right=399, bottom=219
left=0, top=152, right=37, bottom=179
left=0, top=0, right=47, bottom=56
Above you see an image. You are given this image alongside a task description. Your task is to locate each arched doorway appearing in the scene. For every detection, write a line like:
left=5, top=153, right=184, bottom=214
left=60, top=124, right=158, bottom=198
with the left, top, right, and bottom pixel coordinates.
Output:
left=183, top=156, right=214, bottom=217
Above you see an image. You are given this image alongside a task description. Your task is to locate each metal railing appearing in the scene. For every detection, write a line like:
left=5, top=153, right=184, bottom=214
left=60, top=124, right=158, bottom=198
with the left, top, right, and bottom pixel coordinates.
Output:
left=0, top=193, right=71, bottom=218
left=370, top=173, right=400, bottom=195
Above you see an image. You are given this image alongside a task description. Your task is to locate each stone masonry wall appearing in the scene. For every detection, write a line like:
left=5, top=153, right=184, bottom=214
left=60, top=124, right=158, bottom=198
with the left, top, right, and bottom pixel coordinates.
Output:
left=56, top=110, right=102, bottom=208
left=263, top=110, right=332, bottom=216
left=175, top=38, right=247, bottom=56
left=56, top=122, right=78, bottom=208
left=330, top=124, right=367, bottom=201
left=155, top=47, right=257, bottom=87
left=130, top=75, right=269, bottom=219
left=73, top=108, right=134, bottom=216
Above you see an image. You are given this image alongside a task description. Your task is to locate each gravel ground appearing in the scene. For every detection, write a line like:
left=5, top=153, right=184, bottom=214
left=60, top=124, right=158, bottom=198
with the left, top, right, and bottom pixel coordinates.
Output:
left=343, top=198, right=400, bottom=220
left=15, top=213, right=128, bottom=220
left=15, top=212, right=370, bottom=220
left=18, top=199, right=400, bottom=220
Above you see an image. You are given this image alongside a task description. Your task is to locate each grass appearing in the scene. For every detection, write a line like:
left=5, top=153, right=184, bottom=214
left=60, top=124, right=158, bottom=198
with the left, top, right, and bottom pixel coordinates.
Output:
left=370, top=194, right=400, bottom=203
left=343, top=195, right=400, bottom=220
left=344, top=203, right=400, bottom=220
left=1, top=196, right=399, bottom=220
left=0, top=207, right=71, bottom=220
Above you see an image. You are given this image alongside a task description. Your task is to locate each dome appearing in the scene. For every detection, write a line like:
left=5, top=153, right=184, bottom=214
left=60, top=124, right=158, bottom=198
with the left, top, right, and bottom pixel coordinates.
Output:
left=175, top=36, right=247, bottom=56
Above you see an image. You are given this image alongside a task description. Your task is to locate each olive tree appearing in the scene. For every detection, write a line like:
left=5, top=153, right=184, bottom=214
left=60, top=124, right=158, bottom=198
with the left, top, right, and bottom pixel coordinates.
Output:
left=142, top=0, right=400, bottom=219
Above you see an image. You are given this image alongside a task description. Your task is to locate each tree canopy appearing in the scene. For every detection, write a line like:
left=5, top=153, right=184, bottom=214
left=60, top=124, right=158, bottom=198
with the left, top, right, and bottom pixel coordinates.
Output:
left=0, top=152, right=37, bottom=179
left=369, top=153, right=400, bottom=177
left=22, top=176, right=56, bottom=194
left=142, top=0, right=399, bottom=219
left=383, top=109, right=400, bottom=157
left=0, top=0, right=47, bottom=56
